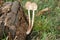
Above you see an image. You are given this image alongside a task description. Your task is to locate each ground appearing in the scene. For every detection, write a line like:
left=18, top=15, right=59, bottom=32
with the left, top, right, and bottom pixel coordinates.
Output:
left=0, top=0, right=60, bottom=40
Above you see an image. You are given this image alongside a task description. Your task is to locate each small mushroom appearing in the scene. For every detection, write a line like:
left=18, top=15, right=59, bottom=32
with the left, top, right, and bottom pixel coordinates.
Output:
left=31, top=2, right=37, bottom=27
left=25, top=1, right=32, bottom=28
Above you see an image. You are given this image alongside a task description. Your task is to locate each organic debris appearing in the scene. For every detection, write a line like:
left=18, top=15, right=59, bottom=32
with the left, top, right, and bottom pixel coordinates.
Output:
left=0, top=1, right=29, bottom=40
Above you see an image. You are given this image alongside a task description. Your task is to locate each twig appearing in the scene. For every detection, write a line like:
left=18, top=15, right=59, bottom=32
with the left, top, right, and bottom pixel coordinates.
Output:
left=36, top=7, right=50, bottom=16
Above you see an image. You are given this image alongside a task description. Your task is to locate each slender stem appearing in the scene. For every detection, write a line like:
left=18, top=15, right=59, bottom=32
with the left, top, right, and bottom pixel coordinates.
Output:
left=26, top=10, right=35, bottom=35
left=32, top=10, right=35, bottom=27
left=28, top=10, right=31, bottom=26
left=26, top=10, right=31, bottom=34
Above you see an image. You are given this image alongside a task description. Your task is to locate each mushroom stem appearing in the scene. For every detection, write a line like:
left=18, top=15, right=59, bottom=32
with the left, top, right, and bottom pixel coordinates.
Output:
left=32, top=10, right=35, bottom=27
left=26, top=10, right=35, bottom=35
left=28, top=10, right=31, bottom=26
left=26, top=10, right=31, bottom=35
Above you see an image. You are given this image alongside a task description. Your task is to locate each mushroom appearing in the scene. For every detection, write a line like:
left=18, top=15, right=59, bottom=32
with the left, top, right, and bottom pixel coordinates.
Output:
left=25, top=1, right=32, bottom=28
left=31, top=2, right=37, bottom=27
left=26, top=2, right=37, bottom=35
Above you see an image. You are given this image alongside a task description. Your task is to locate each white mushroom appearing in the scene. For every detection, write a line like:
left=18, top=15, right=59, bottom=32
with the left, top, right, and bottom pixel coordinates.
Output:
left=31, top=2, right=37, bottom=27
left=25, top=1, right=32, bottom=28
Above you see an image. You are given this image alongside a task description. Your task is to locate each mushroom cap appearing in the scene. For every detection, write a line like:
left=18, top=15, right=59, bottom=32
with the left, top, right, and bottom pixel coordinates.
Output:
left=25, top=1, right=32, bottom=10
left=31, top=2, right=37, bottom=10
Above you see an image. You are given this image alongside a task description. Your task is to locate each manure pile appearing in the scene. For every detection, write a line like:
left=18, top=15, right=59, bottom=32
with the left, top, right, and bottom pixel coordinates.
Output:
left=0, top=1, right=28, bottom=40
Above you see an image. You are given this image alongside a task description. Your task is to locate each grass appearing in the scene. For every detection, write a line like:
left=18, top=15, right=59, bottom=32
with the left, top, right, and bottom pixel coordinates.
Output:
left=2, top=0, right=60, bottom=40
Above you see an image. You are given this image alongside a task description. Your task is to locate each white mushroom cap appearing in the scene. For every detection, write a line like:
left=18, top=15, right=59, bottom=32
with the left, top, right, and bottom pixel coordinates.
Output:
left=31, top=2, right=37, bottom=10
left=25, top=1, right=32, bottom=10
